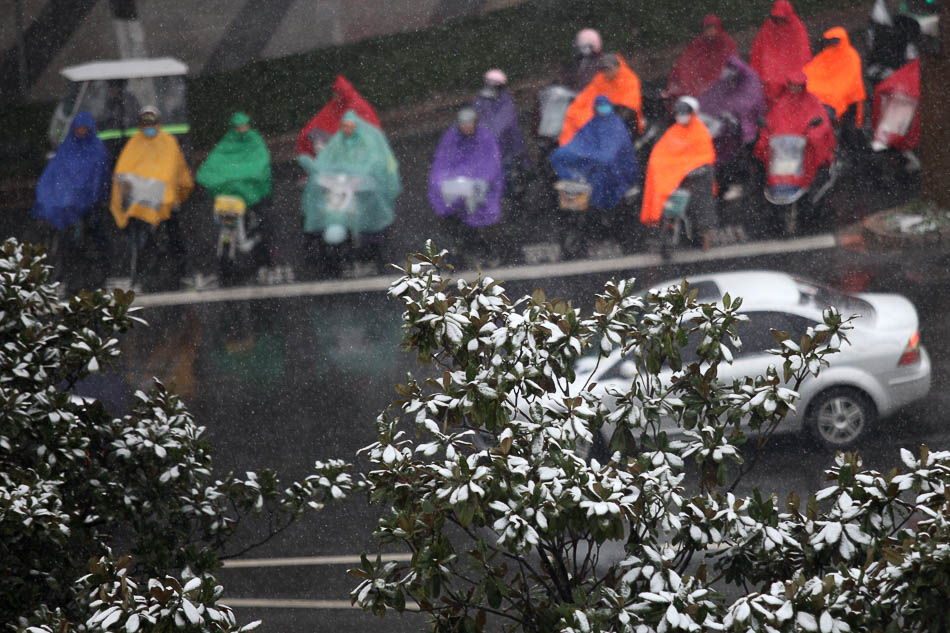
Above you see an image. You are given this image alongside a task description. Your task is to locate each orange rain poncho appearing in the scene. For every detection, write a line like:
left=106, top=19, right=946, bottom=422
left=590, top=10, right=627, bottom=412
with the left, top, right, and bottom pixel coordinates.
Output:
left=559, top=55, right=643, bottom=146
left=804, top=27, right=866, bottom=124
left=640, top=115, right=715, bottom=226
left=110, top=128, right=193, bottom=228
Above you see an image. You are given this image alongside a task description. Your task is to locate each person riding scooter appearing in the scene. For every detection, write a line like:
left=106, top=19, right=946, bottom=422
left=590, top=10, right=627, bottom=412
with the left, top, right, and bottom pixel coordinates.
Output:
left=428, top=107, right=505, bottom=267
left=297, top=110, right=400, bottom=277
left=473, top=69, right=529, bottom=193
left=560, top=53, right=644, bottom=146
left=865, top=0, right=937, bottom=84
left=196, top=111, right=273, bottom=282
left=804, top=27, right=866, bottom=148
left=641, top=97, right=717, bottom=249
left=550, top=96, right=638, bottom=211
left=750, top=1, right=811, bottom=109
left=562, top=28, right=605, bottom=92
left=698, top=55, right=766, bottom=200
left=664, top=15, right=737, bottom=106
left=110, top=105, right=193, bottom=288
left=296, top=75, right=380, bottom=159
left=754, top=72, right=836, bottom=234
left=33, top=111, right=111, bottom=289
left=535, top=30, right=605, bottom=164
left=35, top=111, right=110, bottom=233
left=550, top=95, right=639, bottom=257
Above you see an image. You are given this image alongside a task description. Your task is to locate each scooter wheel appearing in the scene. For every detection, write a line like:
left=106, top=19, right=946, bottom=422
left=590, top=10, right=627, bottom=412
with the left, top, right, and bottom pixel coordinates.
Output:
left=784, top=202, right=799, bottom=236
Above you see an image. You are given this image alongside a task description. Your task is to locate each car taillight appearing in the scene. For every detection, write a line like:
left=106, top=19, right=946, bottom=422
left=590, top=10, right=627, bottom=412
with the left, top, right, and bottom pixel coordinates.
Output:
left=898, top=331, right=921, bottom=366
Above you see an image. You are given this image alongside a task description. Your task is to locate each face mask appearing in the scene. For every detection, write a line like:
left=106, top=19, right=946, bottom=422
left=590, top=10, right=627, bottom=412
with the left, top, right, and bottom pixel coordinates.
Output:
left=596, top=104, right=613, bottom=116
left=675, top=113, right=692, bottom=126
left=143, top=126, right=158, bottom=139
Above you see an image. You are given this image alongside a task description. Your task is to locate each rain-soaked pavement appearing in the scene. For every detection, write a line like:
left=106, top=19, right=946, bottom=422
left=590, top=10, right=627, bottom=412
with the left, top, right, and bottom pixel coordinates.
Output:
left=91, top=237, right=948, bottom=633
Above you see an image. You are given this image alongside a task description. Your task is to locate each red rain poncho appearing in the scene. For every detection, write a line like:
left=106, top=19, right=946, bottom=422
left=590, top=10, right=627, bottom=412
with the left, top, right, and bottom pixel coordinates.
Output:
left=559, top=55, right=643, bottom=146
left=666, top=15, right=737, bottom=101
left=872, top=59, right=920, bottom=151
left=640, top=115, right=715, bottom=226
left=804, top=27, right=866, bottom=124
left=750, top=1, right=812, bottom=108
left=754, top=75, right=835, bottom=187
left=295, top=76, right=380, bottom=157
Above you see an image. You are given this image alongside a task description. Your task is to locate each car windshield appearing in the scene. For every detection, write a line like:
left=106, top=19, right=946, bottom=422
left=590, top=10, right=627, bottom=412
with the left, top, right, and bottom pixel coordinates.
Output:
left=795, top=277, right=875, bottom=319
left=77, top=75, right=188, bottom=135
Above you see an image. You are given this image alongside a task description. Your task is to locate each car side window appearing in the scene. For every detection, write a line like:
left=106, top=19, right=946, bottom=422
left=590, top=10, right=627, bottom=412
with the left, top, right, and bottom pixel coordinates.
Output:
left=734, top=312, right=783, bottom=357
left=735, top=312, right=817, bottom=357
left=781, top=314, right=817, bottom=340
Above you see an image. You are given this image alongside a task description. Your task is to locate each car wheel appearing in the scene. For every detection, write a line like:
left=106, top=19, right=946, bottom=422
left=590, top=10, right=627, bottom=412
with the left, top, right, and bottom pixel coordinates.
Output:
left=807, top=387, right=876, bottom=449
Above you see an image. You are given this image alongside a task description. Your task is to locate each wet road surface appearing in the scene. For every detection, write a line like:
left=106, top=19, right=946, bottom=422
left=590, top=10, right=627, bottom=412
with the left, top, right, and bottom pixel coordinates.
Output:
left=96, top=237, right=949, bottom=633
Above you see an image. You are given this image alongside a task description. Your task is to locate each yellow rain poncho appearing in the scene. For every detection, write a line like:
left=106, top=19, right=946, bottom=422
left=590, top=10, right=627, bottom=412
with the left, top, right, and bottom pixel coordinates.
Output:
left=110, top=128, right=193, bottom=228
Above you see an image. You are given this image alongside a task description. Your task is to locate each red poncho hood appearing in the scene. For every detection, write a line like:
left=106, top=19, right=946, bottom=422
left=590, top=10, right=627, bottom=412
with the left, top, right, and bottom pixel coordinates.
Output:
left=295, top=76, right=381, bottom=157
left=667, top=14, right=737, bottom=99
left=750, top=1, right=812, bottom=106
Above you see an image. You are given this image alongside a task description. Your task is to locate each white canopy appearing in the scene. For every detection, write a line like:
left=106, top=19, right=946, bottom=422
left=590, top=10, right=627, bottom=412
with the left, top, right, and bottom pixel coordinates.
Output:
left=60, top=57, right=188, bottom=82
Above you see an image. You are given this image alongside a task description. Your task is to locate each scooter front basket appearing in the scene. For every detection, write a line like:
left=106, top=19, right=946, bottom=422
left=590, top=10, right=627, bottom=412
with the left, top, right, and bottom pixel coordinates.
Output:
left=555, top=180, right=593, bottom=212
left=213, top=195, right=247, bottom=228
left=441, top=177, right=488, bottom=217
left=662, top=189, right=691, bottom=218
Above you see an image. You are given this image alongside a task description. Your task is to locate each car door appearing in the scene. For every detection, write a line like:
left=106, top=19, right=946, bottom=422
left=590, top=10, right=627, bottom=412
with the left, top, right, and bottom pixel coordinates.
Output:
left=717, top=311, right=816, bottom=422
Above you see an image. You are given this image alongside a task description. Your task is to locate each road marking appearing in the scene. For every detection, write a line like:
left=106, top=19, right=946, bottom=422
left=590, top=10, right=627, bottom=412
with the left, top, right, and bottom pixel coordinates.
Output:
left=221, top=598, right=417, bottom=611
left=133, top=233, right=837, bottom=308
left=221, top=553, right=413, bottom=568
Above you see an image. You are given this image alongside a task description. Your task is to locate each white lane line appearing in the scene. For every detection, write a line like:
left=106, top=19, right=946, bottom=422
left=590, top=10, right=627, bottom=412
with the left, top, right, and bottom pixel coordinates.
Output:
left=133, top=233, right=837, bottom=308
left=221, top=598, right=417, bottom=611
left=222, top=553, right=413, bottom=568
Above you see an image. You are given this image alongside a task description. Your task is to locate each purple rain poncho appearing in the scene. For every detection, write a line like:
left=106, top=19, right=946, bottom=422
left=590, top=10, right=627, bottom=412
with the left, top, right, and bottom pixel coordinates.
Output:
left=473, top=89, right=527, bottom=168
left=428, top=124, right=504, bottom=227
left=698, top=55, right=766, bottom=145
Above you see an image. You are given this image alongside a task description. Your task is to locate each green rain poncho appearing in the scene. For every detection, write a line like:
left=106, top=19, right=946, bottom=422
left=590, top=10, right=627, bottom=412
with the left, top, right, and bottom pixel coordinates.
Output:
left=298, top=110, right=400, bottom=239
left=196, top=112, right=272, bottom=207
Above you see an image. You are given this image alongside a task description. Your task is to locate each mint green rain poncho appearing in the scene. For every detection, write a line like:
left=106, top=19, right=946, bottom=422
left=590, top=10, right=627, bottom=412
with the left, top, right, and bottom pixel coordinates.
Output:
left=197, top=112, right=272, bottom=206
left=298, top=110, right=400, bottom=240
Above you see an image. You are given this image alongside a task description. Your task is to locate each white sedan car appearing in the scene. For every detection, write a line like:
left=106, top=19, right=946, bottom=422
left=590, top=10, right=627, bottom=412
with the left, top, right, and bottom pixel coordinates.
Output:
left=574, top=270, right=931, bottom=448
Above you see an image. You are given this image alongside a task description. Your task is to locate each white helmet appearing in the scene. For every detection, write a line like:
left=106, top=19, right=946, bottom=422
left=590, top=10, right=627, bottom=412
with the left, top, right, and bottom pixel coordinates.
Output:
left=575, top=29, right=603, bottom=54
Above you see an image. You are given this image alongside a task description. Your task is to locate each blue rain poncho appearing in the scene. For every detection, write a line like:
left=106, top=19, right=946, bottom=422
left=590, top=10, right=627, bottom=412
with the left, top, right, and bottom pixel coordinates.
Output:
left=298, top=111, right=400, bottom=239
left=549, top=96, right=638, bottom=210
left=33, top=111, right=110, bottom=229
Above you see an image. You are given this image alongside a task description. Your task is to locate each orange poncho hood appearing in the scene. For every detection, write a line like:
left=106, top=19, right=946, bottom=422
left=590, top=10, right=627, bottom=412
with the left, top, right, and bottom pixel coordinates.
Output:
left=559, top=55, right=642, bottom=146
left=640, top=115, right=715, bottom=226
left=804, top=27, right=866, bottom=123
